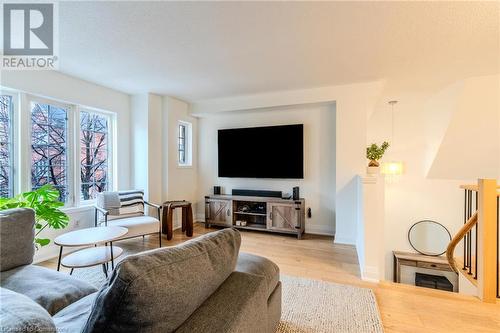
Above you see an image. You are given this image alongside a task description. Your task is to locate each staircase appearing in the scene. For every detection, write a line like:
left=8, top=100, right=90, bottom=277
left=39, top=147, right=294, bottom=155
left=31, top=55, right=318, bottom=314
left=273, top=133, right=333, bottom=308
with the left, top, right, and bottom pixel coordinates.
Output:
left=446, top=179, right=500, bottom=303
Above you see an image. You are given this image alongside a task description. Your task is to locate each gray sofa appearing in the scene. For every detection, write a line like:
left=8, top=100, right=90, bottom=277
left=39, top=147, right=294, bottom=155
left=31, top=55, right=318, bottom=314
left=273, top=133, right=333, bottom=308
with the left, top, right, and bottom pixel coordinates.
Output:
left=0, top=208, right=281, bottom=333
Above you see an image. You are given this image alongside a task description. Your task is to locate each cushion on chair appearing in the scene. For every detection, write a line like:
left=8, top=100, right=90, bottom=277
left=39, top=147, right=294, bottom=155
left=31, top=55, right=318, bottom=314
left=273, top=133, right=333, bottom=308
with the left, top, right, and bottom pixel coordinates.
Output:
left=0, top=208, right=35, bottom=271
left=0, top=265, right=98, bottom=315
left=53, top=292, right=98, bottom=333
left=236, top=252, right=280, bottom=298
left=108, top=215, right=159, bottom=238
left=83, top=228, right=241, bottom=333
left=0, top=287, right=57, bottom=333
left=97, top=190, right=144, bottom=217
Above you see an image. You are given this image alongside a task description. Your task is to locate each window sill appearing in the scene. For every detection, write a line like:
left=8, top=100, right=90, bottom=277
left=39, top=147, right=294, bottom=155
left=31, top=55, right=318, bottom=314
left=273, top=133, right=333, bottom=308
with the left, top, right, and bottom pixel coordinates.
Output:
left=62, top=204, right=94, bottom=214
left=177, top=164, right=193, bottom=169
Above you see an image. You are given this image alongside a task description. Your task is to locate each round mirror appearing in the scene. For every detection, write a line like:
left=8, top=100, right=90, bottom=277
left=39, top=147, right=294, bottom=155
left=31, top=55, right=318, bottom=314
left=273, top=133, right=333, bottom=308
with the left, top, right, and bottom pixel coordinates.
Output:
left=408, top=220, right=451, bottom=256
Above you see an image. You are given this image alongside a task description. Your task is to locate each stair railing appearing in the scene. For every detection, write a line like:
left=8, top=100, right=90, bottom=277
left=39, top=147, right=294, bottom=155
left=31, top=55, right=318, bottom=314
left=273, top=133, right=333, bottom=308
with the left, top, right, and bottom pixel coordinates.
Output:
left=446, top=179, right=499, bottom=303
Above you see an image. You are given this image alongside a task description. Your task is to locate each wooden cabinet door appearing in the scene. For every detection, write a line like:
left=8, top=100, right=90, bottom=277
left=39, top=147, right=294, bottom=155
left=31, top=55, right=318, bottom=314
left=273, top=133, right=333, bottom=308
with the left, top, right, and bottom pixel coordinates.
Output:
left=267, top=203, right=299, bottom=232
left=206, top=199, right=232, bottom=226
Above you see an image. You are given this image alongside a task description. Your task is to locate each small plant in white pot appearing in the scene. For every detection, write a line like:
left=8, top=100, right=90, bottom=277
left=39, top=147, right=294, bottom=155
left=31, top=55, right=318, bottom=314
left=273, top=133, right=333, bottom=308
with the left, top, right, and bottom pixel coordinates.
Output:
left=366, top=142, right=389, bottom=174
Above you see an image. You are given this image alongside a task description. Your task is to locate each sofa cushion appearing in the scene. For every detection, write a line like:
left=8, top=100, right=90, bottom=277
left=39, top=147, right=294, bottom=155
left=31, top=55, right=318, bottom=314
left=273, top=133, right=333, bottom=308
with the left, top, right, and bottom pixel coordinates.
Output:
left=83, top=228, right=241, bottom=333
left=0, top=287, right=56, bottom=333
left=108, top=215, right=159, bottom=238
left=54, top=292, right=97, bottom=333
left=236, top=252, right=280, bottom=298
left=0, top=265, right=98, bottom=315
left=0, top=208, right=35, bottom=271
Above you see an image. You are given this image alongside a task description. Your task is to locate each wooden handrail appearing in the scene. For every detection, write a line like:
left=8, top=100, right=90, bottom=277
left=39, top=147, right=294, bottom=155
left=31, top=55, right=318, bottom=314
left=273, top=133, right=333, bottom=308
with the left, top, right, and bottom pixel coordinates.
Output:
left=446, top=211, right=478, bottom=273
left=460, top=184, right=500, bottom=192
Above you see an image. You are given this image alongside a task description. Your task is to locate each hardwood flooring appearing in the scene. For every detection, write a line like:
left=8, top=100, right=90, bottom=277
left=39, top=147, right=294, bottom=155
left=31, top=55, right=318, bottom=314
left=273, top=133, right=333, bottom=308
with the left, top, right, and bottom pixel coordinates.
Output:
left=40, top=223, right=500, bottom=333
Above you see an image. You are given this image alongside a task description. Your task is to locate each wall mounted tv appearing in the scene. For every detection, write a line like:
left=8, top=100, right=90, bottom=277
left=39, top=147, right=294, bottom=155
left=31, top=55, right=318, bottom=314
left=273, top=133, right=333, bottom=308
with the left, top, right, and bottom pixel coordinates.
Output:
left=218, top=124, right=304, bottom=179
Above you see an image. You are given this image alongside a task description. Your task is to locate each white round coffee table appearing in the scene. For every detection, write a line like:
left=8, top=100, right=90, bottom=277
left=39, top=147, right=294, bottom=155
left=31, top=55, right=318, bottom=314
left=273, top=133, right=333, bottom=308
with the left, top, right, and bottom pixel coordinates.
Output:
left=54, top=226, right=128, bottom=277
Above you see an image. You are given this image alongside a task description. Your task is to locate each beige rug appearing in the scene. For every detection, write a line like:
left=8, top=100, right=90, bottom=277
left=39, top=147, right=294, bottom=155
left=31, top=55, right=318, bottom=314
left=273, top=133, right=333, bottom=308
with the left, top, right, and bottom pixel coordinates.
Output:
left=277, top=275, right=383, bottom=333
left=73, top=266, right=383, bottom=333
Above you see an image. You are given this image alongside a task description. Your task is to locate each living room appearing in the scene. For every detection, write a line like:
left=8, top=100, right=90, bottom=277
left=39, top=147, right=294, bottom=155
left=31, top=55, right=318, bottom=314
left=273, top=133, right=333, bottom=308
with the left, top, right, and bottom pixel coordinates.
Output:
left=1, top=1, right=499, bottom=333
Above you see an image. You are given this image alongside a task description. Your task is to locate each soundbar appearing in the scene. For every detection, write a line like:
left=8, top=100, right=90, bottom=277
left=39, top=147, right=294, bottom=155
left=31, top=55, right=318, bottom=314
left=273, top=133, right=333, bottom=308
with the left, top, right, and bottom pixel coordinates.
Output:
left=232, top=189, right=282, bottom=198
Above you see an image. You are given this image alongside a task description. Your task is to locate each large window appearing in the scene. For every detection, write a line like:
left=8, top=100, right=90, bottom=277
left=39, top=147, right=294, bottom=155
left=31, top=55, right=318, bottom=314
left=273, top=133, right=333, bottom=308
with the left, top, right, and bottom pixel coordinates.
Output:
left=30, top=102, right=69, bottom=202
left=0, top=95, right=13, bottom=198
left=80, top=110, right=110, bottom=200
left=0, top=90, right=115, bottom=206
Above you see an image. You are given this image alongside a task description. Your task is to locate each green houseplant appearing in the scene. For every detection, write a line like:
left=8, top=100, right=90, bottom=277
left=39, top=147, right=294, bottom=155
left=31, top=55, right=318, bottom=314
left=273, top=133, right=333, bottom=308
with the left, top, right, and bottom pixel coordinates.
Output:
left=0, top=184, right=69, bottom=248
left=366, top=141, right=389, bottom=167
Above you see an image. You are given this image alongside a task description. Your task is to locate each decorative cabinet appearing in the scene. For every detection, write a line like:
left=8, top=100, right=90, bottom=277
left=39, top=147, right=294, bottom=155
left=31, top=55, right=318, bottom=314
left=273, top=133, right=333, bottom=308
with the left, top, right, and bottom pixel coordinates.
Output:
left=205, top=195, right=305, bottom=239
left=267, top=202, right=301, bottom=234
left=205, top=198, right=232, bottom=227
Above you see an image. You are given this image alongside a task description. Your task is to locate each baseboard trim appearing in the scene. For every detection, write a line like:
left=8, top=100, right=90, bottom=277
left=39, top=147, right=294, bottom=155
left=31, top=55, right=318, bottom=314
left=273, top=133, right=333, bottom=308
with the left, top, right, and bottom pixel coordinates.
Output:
left=334, top=236, right=356, bottom=245
left=360, top=265, right=381, bottom=283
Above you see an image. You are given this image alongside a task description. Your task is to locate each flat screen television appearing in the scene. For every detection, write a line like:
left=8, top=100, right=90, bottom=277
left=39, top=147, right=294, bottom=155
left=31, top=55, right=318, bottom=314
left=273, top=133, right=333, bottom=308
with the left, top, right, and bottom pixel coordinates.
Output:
left=218, top=124, right=304, bottom=179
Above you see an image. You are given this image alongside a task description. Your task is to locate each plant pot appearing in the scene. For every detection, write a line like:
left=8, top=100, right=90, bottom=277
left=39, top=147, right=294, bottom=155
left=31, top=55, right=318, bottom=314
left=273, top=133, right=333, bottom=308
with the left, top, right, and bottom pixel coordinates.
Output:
left=368, top=160, right=380, bottom=167
left=367, top=166, right=380, bottom=175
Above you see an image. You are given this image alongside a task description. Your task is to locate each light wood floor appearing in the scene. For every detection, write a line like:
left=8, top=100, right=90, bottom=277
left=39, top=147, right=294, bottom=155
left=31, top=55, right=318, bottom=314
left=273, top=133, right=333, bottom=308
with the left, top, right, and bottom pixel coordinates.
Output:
left=40, top=223, right=500, bottom=333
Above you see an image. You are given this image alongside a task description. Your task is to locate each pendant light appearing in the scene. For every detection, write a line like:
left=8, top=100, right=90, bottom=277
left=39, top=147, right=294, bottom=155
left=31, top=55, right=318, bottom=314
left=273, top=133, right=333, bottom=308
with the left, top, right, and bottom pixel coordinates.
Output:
left=381, top=101, right=404, bottom=177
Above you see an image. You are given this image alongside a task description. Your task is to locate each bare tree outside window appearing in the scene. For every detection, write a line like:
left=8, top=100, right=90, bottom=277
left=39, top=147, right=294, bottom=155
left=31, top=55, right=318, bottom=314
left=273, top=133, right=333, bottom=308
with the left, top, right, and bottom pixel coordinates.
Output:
left=31, top=103, right=68, bottom=202
left=0, top=95, right=13, bottom=198
left=80, top=111, right=109, bottom=200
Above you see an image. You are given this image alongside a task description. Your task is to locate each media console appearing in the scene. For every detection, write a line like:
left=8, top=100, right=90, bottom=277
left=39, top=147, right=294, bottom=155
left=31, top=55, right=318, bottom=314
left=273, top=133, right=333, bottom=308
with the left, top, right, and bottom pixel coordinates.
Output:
left=204, top=195, right=305, bottom=239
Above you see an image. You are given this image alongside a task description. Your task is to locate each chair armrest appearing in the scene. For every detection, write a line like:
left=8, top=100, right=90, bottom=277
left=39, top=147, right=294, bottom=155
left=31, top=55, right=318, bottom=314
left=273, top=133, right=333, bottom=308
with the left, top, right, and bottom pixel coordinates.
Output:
left=144, top=201, right=161, bottom=209
left=94, top=206, right=109, bottom=227
left=144, top=201, right=162, bottom=222
left=94, top=206, right=109, bottom=216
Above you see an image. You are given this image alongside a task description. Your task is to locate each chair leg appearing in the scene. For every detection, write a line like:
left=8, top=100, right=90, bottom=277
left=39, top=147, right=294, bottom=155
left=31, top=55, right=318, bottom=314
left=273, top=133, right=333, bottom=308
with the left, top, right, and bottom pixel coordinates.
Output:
left=167, top=206, right=174, bottom=241
left=187, top=205, right=193, bottom=237
left=70, top=268, right=74, bottom=275
left=182, top=207, right=186, bottom=232
left=102, top=264, right=108, bottom=278
left=159, top=231, right=162, bottom=248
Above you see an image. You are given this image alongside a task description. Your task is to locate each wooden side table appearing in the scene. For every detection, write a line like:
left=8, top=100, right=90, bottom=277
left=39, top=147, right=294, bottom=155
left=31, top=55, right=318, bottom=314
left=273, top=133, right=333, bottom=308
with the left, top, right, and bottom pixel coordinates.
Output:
left=162, top=201, right=194, bottom=240
left=393, top=250, right=455, bottom=283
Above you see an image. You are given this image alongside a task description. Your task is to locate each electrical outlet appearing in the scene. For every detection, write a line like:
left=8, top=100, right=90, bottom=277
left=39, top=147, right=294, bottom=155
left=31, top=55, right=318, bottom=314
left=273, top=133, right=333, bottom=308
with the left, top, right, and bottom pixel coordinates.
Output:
left=74, top=219, right=80, bottom=227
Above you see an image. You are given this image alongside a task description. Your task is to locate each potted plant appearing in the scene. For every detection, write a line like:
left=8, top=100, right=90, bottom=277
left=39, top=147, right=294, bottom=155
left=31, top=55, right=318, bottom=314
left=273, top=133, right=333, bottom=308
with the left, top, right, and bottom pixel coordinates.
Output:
left=366, top=142, right=389, bottom=174
left=0, top=184, right=69, bottom=248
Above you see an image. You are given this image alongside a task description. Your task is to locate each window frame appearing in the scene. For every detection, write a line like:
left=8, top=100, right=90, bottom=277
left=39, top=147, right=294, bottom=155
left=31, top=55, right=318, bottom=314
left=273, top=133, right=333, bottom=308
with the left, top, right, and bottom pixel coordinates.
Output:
left=0, top=91, right=18, bottom=198
left=76, top=107, right=115, bottom=206
left=177, top=120, right=192, bottom=167
left=1, top=91, right=118, bottom=208
left=26, top=95, right=75, bottom=206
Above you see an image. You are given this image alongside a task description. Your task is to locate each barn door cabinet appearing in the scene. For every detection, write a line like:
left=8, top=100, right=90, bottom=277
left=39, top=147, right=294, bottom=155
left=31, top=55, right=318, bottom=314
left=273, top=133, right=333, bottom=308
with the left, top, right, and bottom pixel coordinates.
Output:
left=204, top=195, right=305, bottom=239
left=205, top=198, right=232, bottom=227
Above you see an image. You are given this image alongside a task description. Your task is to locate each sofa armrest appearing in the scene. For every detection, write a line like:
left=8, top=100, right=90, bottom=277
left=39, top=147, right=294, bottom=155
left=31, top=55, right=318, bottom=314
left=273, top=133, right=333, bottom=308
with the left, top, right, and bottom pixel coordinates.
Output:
left=0, top=208, right=35, bottom=271
left=175, top=271, right=269, bottom=333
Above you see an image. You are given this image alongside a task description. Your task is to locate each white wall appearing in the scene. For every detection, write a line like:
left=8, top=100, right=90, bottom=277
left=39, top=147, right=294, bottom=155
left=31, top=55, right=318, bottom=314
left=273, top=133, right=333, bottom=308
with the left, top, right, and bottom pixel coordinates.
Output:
left=359, top=175, right=385, bottom=282
left=163, top=97, right=199, bottom=212
left=367, top=75, right=499, bottom=284
left=193, top=81, right=384, bottom=242
left=130, top=95, right=197, bottom=227
left=0, top=70, right=132, bottom=262
left=427, top=75, right=500, bottom=179
left=196, top=105, right=336, bottom=235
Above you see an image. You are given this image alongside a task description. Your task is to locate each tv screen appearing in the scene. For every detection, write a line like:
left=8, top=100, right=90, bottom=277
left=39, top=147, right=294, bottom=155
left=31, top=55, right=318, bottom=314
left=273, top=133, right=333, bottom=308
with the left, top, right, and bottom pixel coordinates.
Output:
left=218, top=124, right=304, bottom=179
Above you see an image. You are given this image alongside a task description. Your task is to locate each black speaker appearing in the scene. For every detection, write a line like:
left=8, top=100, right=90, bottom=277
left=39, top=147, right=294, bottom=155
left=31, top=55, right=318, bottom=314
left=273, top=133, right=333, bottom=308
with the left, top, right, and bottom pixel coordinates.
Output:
left=292, top=187, right=300, bottom=200
left=232, top=189, right=282, bottom=198
left=214, top=186, right=221, bottom=195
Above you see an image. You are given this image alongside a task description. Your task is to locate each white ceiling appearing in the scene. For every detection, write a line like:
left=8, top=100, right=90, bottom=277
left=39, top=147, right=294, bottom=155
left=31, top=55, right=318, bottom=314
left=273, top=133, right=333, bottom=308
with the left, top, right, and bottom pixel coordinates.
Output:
left=58, top=1, right=499, bottom=101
